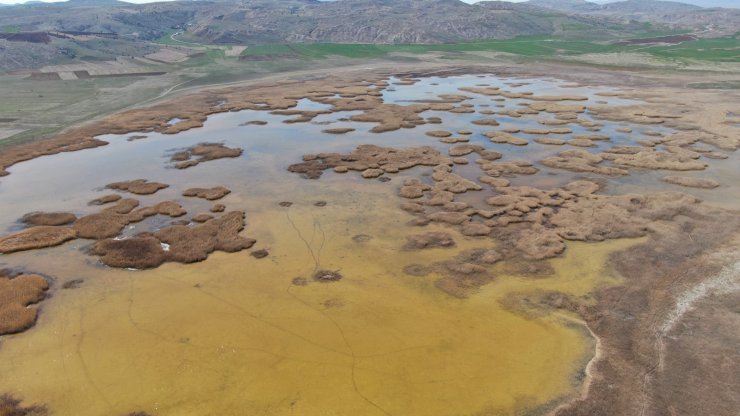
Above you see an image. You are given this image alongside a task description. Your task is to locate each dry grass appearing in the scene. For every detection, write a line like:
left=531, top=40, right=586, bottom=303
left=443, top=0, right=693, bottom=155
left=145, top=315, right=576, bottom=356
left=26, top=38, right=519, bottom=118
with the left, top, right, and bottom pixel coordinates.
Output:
left=322, top=128, right=355, bottom=134
left=182, top=186, right=231, bottom=201
left=107, top=179, right=169, bottom=195
left=0, top=226, right=77, bottom=254
left=92, top=236, right=167, bottom=269
left=93, top=211, right=256, bottom=268
left=662, top=176, right=720, bottom=189
left=88, top=194, right=122, bottom=206
left=403, top=232, right=455, bottom=250
left=156, top=211, right=255, bottom=263
left=349, top=103, right=428, bottom=133
left=74, top=199, right=186, bottom=240
left=21, top=212, right=76, bottom=226
left=172, top=143, right=243, bottom=169
left=0, top=274, right=49, bottom=335
left=289, top=144, right=450, bottom=179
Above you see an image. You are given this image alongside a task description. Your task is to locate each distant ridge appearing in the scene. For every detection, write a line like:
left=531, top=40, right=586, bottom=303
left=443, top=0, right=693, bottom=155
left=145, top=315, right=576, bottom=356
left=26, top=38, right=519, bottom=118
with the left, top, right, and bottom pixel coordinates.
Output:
left=0, top=0, right=737, bottom=45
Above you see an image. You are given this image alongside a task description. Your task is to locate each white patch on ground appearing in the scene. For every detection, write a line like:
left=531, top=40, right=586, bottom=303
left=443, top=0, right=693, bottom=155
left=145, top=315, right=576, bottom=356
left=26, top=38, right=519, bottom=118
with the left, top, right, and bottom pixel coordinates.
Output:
left=660, top=260, right=740, bottom=336
left=656, top=259, right=740, bottom=370
left=39, top=56, right=149, bottom=76
left=0, top=128, right=26, bottom=141
left=57, top=72, right=78, bottom=81
left=144, top=48, right=190, bottom=64
left=224, top=46, right=247, bottom=57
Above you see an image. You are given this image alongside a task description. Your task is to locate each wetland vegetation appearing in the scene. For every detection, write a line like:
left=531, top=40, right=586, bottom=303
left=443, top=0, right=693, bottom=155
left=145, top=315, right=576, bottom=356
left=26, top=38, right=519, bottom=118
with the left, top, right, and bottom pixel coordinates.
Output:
left=0, top=1, right=739, bottom=415
left=0, top=68, right=737, bottom=415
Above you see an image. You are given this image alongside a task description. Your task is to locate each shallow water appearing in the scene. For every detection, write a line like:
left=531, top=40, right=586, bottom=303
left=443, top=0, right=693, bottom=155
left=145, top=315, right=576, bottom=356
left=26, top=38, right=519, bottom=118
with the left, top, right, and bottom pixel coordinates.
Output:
left=0, top=74, right=735, bottom=415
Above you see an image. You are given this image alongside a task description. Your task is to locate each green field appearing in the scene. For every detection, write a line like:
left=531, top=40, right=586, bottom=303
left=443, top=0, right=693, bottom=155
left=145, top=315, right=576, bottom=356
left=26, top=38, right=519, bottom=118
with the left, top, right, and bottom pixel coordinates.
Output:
left=643, top=36, right=740, bottom=61
left=0, top=25, right=20, bottom=33
left=241, top=34, right=740, bottom=63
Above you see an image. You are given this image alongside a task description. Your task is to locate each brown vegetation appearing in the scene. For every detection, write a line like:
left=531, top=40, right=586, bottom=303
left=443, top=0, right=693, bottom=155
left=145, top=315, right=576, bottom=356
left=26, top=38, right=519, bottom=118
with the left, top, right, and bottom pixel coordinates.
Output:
left=74, top=199, right=186, bottom=240
left=0, top=273, right=49, bottom=335
left=484, top=131, right=528, bottom=146
left=541, top=150, right=628, bottom=175
left=107, top=179, right=169, bottom=195
left=403, top=232, right=456, bottom=250
left=322, top=128, right=355, bottom=134
left=289, top=144, right=451, bottom=179
left=0, top=136, right=106, bottom=177
left=88, top=194, right=122, bottom=206
left=93, top=211, right=256, bottom=268
left=182, top=186, right=231, bottom=200
left=662, top=175, right=720, bottom=189
left=425, top=130, right=452, bottom=138
left=21, top=212, right=76, bottom=226
left=191, top=213, right=214, bottom=223
left=171, top=143, right=242, bottom=169
left=92, top=236, right=167, bottom=269
left=0, top=226, right=77, bottom=254
left=349, top=103, right=428, bottom=133
left=534, top=137, right=566, bottom=146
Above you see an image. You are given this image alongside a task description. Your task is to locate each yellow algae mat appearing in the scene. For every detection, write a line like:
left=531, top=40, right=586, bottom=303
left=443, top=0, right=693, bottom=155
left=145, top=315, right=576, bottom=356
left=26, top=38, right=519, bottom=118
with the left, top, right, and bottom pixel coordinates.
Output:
left=0, top=198, right=639, bottom=416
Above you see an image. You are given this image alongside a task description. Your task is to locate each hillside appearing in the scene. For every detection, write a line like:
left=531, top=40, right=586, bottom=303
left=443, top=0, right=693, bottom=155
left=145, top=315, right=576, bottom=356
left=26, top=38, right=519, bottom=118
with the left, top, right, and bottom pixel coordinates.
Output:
left=2, top=0, right=737, bottom=46
left=0, top=0, right=737, bottom=72
left=0, top=0, right=609, bottom=44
